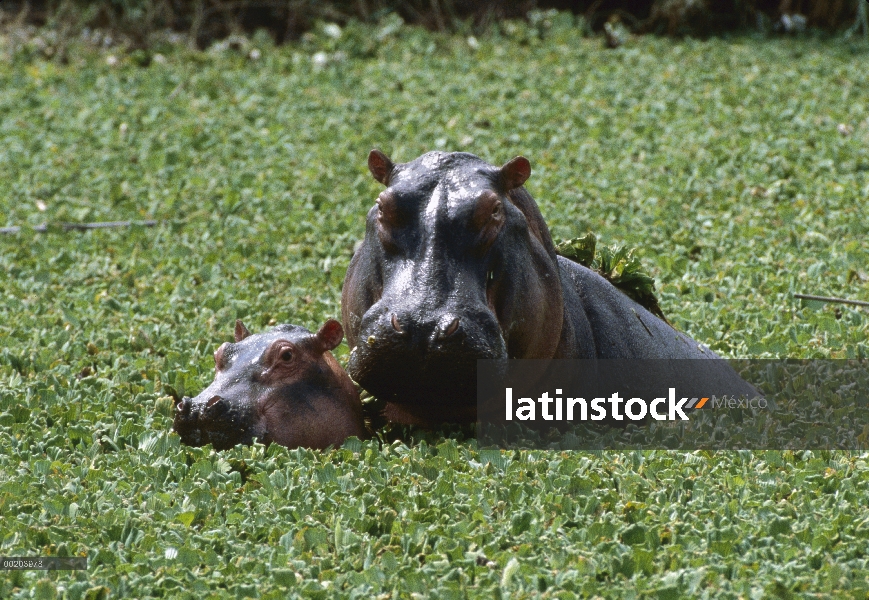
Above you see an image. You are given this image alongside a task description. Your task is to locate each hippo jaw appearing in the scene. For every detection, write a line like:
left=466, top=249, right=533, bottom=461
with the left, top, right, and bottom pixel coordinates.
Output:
left=170, top=325, right=295, bottom=449
left=173, top=392, right=264, bottom=450
left=346, top=298, right=508, bottom=408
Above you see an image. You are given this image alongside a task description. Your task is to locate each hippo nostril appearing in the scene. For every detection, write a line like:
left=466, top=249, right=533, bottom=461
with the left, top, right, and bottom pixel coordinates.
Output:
left=443, top=318, right=460, bottom=338
left=391, top=313, right=405, bottom=335
left=206, top=395, right=222, bottom=409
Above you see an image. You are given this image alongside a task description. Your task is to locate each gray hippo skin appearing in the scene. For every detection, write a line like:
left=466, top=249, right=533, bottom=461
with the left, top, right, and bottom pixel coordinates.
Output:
left=341, top=150, right=754, bottom=426
left=173, top=320, right=365, bottom=450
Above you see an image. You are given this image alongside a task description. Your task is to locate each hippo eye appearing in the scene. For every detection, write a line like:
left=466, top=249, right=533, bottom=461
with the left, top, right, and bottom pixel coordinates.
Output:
left=376, top=192, right=403, bottom=227
left=472, top=191, right=505, bottom=245
left=280, top=349, right=293, bottom=362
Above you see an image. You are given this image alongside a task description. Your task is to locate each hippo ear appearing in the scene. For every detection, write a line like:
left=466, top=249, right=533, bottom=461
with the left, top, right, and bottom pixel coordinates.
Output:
left=500, top=156, right=531, bottom=191
left=368, top=149, right=394, bottom=186
left=314, top=319, right=344, bottom=353
left=234, top=320, right=252, bottom=342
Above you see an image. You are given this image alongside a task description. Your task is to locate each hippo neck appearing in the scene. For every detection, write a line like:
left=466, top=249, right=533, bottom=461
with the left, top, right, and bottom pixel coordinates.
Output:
left=505, top=188, right=594, bottom=359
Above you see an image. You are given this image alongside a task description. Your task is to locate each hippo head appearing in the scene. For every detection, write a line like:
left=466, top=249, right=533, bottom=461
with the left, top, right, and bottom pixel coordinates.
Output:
left=173, top=319, right=364, bottom=450
left=341, top=150, right=566, bottom=424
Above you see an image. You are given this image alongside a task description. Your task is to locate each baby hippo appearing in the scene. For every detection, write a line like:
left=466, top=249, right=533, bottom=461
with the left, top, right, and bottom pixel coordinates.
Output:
left=173, top=319, right=365, bottom=450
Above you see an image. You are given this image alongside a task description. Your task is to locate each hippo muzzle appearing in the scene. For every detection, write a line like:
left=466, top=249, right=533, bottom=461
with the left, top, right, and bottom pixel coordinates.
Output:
left=173, top=393, right=260, bottom=450
left=347, top=298, right=507, bottom=408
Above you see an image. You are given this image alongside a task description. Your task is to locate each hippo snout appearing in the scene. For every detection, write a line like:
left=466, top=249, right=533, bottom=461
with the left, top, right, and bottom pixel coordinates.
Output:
left=172, top=396, right=205, bottom=446
left=203, top=395, right=229, bottom=417
left=171, top=391, right=254, bottom=450
left=385, top=311, right=467, bottom=352
left=389, top=312, right=461, bottom=338
left=348, top=303, right=507, bottom=408
left=439, top=316, right=461, bottom=339
left=362, top=302, right=505, bottom=357
left=175, top=396, right=191, bottom=414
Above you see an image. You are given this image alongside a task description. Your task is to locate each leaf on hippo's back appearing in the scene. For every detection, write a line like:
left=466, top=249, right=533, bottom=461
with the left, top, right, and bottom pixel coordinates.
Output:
left=555, top=233, right=668, bottom=323
left=554, top=232, right=597, bottom=267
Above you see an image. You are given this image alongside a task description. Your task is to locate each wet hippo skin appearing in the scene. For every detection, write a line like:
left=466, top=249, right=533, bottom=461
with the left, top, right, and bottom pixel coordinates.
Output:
left=173, top=319, right=365, bottom=449
left=342, top=150, right=754, bottom=426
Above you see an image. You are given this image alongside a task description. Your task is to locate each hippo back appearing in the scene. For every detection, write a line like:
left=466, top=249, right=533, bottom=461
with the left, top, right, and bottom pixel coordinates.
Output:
left=558, top=257, right=709, bottom=359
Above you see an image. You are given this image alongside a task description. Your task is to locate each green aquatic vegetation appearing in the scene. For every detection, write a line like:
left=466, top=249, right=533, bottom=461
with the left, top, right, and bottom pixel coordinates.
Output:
left=1, top=21, right=869, bottom=599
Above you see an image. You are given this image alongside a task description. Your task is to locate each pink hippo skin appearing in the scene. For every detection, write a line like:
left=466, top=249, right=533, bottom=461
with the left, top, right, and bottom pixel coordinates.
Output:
left=173, top=319, right=364, bottom=450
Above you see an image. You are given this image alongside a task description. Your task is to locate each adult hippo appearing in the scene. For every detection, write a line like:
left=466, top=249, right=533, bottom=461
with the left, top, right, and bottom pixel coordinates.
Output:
left=342, top=150, right=750, bottom=426
left=173, top=319, right=365, bottom=449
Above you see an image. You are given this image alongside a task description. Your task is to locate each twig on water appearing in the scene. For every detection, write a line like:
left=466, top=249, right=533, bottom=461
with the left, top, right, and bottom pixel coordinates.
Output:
left=0, top=220, right=160, bottom=235
left=794, top=293, right=869, bottom=308
left=168, top=81, right=185, bottom=100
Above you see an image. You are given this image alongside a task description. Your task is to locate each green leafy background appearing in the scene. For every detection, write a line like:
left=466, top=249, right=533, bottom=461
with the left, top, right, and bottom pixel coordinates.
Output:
left=1, top=20, right=869, bottom=598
